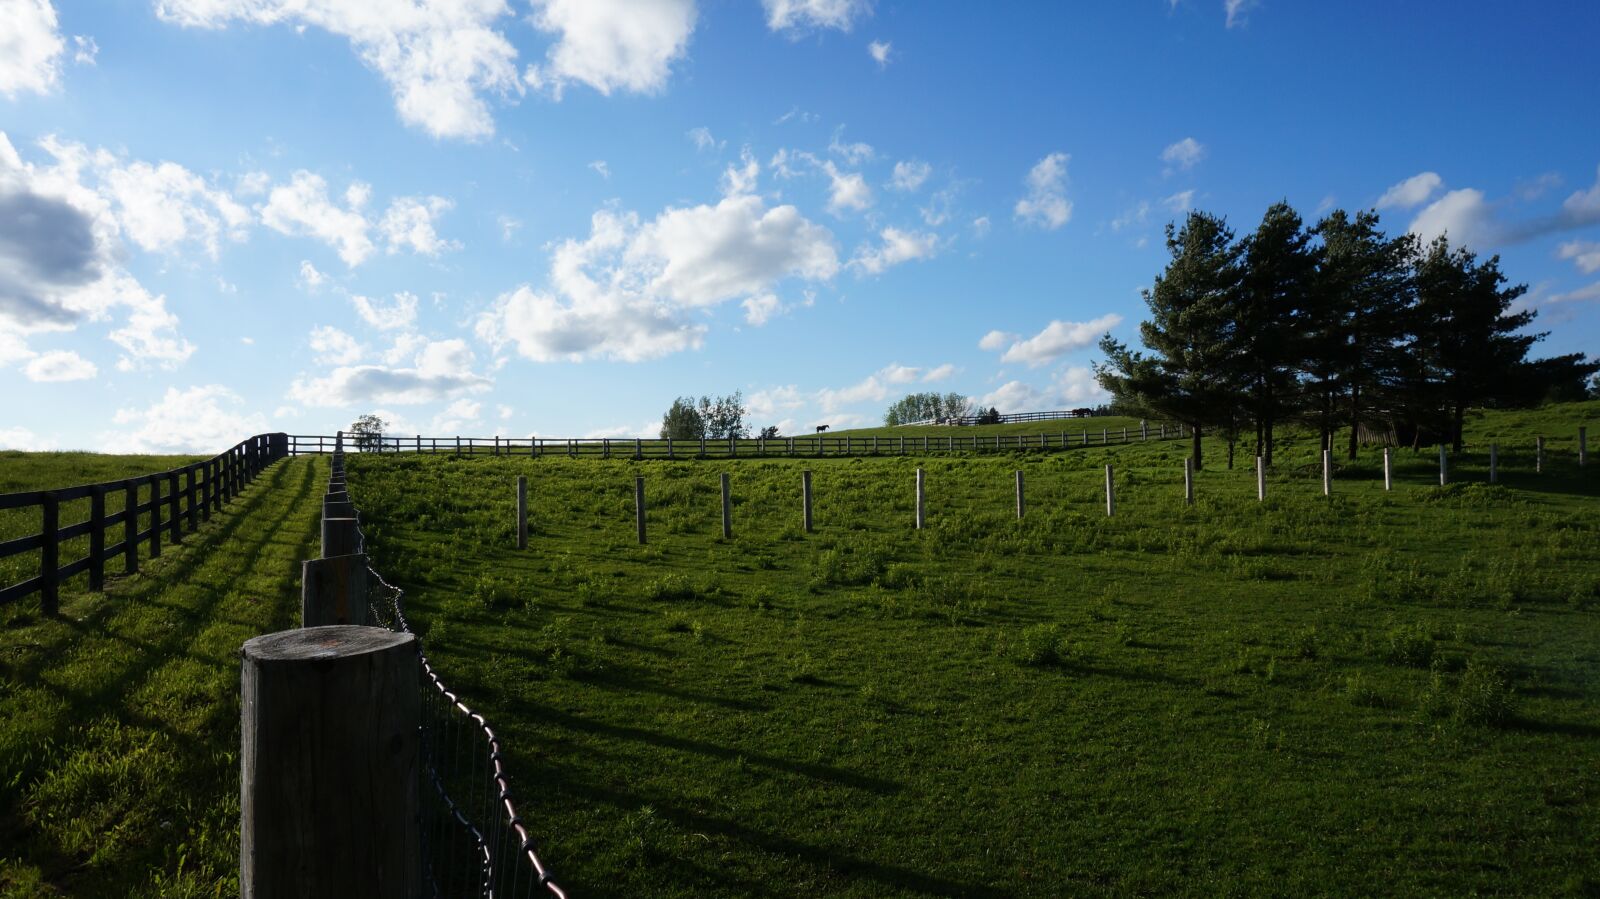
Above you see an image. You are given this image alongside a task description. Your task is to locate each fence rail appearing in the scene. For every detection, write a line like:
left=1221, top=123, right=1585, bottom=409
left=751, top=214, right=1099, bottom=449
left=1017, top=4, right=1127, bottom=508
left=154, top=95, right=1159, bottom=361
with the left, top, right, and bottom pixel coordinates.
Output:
left=903, top=408, right=1113, bottom=426
left=286, top=423, right=1190, bottom=460
left=0, top=433, right=288, bottom=612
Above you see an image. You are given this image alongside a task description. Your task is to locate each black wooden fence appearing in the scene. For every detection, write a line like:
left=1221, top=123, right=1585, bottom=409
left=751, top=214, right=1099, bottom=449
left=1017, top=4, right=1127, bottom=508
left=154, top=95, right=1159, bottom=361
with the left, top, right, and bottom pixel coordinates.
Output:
left=285, top=423, right=1190, bottom=459
left=0, top=433, right=288, bottom=613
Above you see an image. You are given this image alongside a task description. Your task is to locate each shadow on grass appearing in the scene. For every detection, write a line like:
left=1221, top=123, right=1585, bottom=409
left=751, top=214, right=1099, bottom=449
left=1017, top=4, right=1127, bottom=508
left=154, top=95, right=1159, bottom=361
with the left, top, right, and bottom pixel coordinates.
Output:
left=551, top=777, right=1009, bottom=899
left=509, top=698, right=901, bottom=796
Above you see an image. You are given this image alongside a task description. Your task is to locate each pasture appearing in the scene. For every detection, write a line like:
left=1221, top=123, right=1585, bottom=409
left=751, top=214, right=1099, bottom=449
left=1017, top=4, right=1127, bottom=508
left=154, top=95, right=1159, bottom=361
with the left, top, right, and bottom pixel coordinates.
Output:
left=0, top=402, right=1596, bottom=896
left=348, top=401, right=1600, bottom=896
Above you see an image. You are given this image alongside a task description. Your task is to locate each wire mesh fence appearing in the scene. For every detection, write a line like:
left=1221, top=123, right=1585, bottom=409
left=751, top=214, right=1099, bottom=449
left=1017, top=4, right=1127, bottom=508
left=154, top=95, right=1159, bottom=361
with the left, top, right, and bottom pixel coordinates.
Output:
left=366, top=549, right=564, bottom=898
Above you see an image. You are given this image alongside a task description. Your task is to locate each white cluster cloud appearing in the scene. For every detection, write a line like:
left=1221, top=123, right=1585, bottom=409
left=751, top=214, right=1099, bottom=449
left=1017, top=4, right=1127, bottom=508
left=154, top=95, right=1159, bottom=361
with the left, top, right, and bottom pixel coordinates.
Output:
left=380, top=195, right=459, bottom=255
left=1558, top=240, right=1600, bottom=275
left=868, top=40, right=891, bottom=67
left=821, top=160, right=872, bottom=213
left=762, top=0, right=871, bottom=33
left=156, top=0, right=522, bottom=140
left=0, top=0, right=65, bottom=97
left=1376, top=171, right=1443, bottom=210
left=259, top=172, right=375, bottom=267
left=1014, top=152, right=1071, bottom=230
left=980, top=314, right=1121, bottom=367
left=23, top=348, right=96, bottom=381
left=1224, top=0, right=1259, bottom=28
left=309, top=324, right=364, bottom=365
left=0, top=133, right=196, bottom=372
left=289, top=336, right=491, bottom=407
left=478, top=196, right=839, bottom=362
left=107, top=384, right=269, bottom=453
left=890, top=159, right=931, bottom=192
left=1161, top=137, right=1205, bottom=174
left=850, top=227, right=939, bottom=274
left=980, top=367, right=1109, bottom=412
left=351, top=291, right=419, bottom=330
left=1408, top=188, right=1494, bottom=250
left=525, top=0, right=697, bottom=98
left=261, top=172, right=458, bottom=266
left=817, top=363, right=955, bottom=412
left=1407, top=164, right=1600, bottom=252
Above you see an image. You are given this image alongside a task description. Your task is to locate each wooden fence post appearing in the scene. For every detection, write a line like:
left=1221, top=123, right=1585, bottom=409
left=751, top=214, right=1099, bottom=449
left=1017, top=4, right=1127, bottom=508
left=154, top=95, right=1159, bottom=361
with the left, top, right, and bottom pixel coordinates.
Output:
left=1014, top=470, right=1025, bottom=519
left=89, top=486, right=106, bottom=592
left=1183, top=457, right=1194, bottom=505
left=321, top=518, right=360, bottom=558
left=40, top=492, right=59, bottom=616
left=915, top=468, right=926, bottom=530
left=802, top=470, right=814, bottom=534
left=124, top=482, right=138, bottom=574
left=1580, top=426, right=1588, bottom=467
left=1490, top=443, right=1498, bottom=484
left=635, top=438, right=643, bottom=460
left=300, top=556, right=368, bottom=627
left=185, top=467, right=198, bottom=532
left=149, top=476, right=163, bottom=559
left=635, top=477, right=646, bottom=544
left=1104, top=465, right=1115, bottom=516
left=1536, top=436, right=1545, bottom=473
left=720, top=473, right=732, bottom=539
left=1322, top=450, right=1332, bottom=497
left=239, top=627, right=421, bottom=899
left=1383, top=448, right=1393, bottom=491
left=168, top=472, right=181, bottom=544
left=1141, top=420, right=1149, bottom=440
left=1438, top=445, right=1448, bottom=486
left=516, top=476, right=528, bottom=550
left=667, top=437, right=674, bottom=460
left=1256, top=456, right=1266, bottom=502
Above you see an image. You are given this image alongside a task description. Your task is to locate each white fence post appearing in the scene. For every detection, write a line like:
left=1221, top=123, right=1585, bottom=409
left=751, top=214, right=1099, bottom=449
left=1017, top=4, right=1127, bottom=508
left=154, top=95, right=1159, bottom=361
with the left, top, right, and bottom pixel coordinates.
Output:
left=1256, top=456, right=1266, bottom=502
left=1014, top=470, right=1025, bottom=519
left=1183, top=456, right=1194, bottom=505
left=1104, top=465, right=1115, bottom=516
left=1536, top=436, right=1545, bottom=473
left=1383, top=448, right=1393, bottom=491
left=634, top=477, right=646, bottom=544
left=915, top=468, right=925, bottom=530
left=802, top=470, right=813, bottom=533
left=1323, top=449, right=1332, bottom=497
left=1438, top=445, right=1448, bottom=486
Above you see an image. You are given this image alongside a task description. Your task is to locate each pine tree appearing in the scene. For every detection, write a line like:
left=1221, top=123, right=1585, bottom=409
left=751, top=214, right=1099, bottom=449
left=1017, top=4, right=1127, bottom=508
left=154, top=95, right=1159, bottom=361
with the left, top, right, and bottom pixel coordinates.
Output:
left=1096, top=211, right=1244, bottom=470
left=1238, top=202, right=1317, bottom=466
left=1411, top=237, right=1537, bottom=451
left=1309, top=210, right=1416, bottom=459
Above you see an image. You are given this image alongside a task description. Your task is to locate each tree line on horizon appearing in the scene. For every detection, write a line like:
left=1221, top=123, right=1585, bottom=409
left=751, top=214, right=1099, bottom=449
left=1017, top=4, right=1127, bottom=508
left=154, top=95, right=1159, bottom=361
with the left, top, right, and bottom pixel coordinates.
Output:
left=1095, top=203, right=1598, bottom=470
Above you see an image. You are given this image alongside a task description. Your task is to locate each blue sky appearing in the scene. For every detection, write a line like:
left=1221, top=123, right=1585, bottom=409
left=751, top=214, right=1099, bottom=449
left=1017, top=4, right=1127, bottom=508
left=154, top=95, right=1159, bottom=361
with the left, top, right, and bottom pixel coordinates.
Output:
left=2, top=0, right=1597, bottom=451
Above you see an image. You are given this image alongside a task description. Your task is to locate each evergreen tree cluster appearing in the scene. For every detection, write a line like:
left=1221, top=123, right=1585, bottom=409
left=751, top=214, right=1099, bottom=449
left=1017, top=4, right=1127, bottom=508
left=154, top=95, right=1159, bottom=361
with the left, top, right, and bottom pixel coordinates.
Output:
left=1097, top=204, right=1597, bottom=470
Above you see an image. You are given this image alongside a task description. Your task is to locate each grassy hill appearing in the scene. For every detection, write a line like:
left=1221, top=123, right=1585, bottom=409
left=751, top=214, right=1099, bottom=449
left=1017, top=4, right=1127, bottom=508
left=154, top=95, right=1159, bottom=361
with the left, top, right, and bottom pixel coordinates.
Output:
left=345, top=400, right=1599, bottom=896
left=0, top=401, right=1596, bottom=895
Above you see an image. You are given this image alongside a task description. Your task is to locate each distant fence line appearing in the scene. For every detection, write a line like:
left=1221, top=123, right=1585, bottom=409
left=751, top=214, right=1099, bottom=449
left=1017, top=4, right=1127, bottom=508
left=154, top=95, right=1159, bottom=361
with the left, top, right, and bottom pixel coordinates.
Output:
left=285, top=421, right=1191, bottom=459
left=901, top=408, right=1113, bottom=426
left=0, top=433, right=288, bottom=613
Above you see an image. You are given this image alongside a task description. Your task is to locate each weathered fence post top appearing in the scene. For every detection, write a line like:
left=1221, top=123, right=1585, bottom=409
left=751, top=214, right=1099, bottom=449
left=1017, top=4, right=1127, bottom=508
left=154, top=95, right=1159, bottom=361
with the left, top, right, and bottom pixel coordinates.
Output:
left=240, top=625, right=421, bottom=899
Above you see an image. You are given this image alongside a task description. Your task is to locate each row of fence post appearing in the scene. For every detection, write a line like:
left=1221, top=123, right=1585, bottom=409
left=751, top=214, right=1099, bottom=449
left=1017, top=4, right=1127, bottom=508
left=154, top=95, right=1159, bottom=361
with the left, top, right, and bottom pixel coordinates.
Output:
left=526, top=432, right=1591, bottom=542
left=242, top=437, right=424, bottom=898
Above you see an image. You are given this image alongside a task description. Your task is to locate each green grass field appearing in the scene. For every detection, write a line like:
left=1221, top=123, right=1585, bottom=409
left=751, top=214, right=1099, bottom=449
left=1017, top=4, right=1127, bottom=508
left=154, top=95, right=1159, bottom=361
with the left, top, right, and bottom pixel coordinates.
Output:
left=343, top=401, right=1600, bottom=896
left=0, top=453, right=206, bottom=599
left=1, top=403, right=1596, bottom=896
left=0, top=456, right=323, bottom=897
